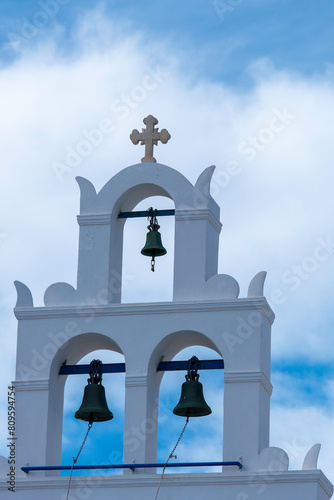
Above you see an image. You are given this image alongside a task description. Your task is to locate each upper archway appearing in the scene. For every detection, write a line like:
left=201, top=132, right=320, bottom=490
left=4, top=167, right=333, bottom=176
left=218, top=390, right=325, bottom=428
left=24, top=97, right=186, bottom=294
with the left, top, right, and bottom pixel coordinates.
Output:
left=43, top=162, right=240, bottom=307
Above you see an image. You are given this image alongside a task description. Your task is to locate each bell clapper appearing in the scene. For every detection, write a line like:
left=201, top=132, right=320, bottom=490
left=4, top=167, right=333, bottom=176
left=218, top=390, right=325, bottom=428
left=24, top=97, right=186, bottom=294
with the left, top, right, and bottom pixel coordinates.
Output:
left=151, top=256, right=155, bottom=272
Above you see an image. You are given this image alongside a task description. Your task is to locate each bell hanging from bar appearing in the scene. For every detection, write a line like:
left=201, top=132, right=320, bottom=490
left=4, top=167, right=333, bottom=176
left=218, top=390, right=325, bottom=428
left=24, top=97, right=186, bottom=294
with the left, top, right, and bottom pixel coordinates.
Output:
left=75, top=360, right=113, bottom=424
left=141, top=210, right=167, bottom=271
left=173, top=372, right=212, bottom=418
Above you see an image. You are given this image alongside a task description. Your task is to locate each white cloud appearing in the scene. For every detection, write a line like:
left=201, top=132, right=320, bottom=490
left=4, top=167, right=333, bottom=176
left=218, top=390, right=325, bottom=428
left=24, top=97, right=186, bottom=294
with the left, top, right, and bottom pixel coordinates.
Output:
left=270, top=372, right=334, bottom=480
left=271, top=405, right=334, bottom=480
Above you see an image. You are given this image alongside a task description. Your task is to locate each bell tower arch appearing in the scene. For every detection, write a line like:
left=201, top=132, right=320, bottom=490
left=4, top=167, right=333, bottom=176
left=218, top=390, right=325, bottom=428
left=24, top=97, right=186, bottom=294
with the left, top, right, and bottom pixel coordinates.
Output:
left=12, top=156, right=273, bottom=474
left=3, top=116, right=331, bottom=500
left=64, top=161, right=223, bottom=306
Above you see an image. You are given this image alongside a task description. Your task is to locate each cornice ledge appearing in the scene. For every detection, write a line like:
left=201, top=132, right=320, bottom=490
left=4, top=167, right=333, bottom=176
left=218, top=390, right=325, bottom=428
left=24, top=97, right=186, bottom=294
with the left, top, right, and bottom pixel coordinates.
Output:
left=224, top=371, right=273, bottom=396
left=241, top=470, right=333, bottom=495
left=14, top=297, right=275, bottom=323
left=175, top=209, right=222, bottom=234
left=14, top=380, right=49, bottom=391
left=77, top=214, right=111, bottom=226
left=125, top=375, right=148, bottom=387
left=8, top=470, right=333, bottom=493
left=319, top=469, right=334, bottom=496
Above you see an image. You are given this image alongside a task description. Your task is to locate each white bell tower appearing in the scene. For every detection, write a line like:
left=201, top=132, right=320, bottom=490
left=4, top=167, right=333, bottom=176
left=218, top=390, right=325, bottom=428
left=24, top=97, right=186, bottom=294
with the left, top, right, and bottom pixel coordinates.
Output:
left=0, top=116, right=332, bottom=499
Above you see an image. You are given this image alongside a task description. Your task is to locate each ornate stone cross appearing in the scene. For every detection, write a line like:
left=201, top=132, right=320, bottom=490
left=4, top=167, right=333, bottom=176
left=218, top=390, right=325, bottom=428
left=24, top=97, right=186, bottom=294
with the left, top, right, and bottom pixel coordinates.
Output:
left=130, top=115, right=171, bottom=163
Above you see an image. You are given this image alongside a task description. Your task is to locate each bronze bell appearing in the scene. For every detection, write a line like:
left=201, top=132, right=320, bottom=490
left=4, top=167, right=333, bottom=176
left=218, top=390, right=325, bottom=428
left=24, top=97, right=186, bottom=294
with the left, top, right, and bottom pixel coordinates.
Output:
left=173, top=371, right=212, bottom=418
left=75, top=360, right=113, bottom=424
left=141, top=211, right=167, bottom=271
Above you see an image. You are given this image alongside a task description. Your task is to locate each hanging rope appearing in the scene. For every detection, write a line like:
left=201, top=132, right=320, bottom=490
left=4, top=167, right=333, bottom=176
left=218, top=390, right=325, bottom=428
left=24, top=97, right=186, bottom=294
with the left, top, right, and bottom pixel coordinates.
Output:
left=65, top=422, right=93, bottom=500
left=154, top=416, right=189, bottom=500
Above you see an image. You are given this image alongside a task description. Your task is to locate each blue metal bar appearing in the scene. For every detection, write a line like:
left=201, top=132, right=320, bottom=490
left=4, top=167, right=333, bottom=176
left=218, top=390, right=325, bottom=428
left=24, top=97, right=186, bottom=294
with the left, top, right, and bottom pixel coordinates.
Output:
left=59, top=359, right=224, bottom=375
left=157, top=359, right=224, bottom=371
left=118, top=209, right=175, bottom=219
left=22, top=461, right=242, bottom=473
left=59, top=363, right=126, bottom=375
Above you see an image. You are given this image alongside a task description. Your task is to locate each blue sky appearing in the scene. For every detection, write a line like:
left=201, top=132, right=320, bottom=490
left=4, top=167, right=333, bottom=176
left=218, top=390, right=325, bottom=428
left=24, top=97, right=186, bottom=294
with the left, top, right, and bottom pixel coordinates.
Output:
left=1, top=1, right=334, bottom=84
left=0, top=0, right=334, bottom=485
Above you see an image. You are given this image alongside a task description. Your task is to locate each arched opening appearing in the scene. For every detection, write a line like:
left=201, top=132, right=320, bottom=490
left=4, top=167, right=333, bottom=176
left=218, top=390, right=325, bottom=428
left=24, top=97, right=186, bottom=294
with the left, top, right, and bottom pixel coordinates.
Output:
left=122, top=195, right=175, bottom=303
left=61, top=349, right=125, bottom=476
left=149, top=331, right=224, bottom=474
left=157, top=346, right=224, bottom=473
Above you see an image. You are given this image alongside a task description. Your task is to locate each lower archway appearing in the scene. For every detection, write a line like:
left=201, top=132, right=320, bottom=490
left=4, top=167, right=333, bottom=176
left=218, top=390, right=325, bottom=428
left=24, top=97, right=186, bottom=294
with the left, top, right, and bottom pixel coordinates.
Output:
left=61, top=349, right=125, bottom=476
left=157, top=345, right=224, bottom=473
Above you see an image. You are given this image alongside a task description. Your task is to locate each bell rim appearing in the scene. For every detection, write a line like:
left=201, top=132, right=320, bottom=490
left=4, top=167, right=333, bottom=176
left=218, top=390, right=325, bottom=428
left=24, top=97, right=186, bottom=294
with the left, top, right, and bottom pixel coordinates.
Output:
left=173, top=407, right=212, bottom=417
left=74, top=410, right=114, bottom=422
left=141, top=248, right=167, bottom=257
